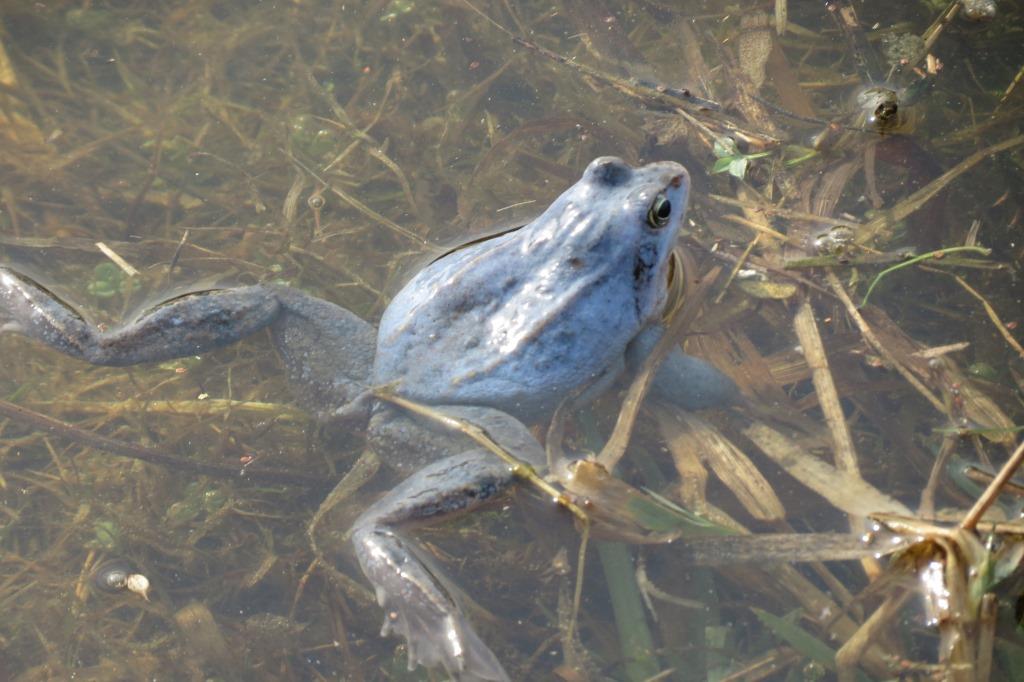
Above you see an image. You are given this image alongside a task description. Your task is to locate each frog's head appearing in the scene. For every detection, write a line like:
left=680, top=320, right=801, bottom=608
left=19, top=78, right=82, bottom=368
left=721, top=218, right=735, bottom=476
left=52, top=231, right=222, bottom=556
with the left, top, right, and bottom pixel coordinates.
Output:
left=578, top=155, right=690, bottom=243
left=547, top=156, right=690, bottom=322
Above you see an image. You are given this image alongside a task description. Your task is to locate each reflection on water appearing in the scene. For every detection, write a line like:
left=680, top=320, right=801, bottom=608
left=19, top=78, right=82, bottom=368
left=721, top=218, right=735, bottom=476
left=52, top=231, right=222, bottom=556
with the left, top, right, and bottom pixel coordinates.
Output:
left=0, top=1, right=1022, bottom=679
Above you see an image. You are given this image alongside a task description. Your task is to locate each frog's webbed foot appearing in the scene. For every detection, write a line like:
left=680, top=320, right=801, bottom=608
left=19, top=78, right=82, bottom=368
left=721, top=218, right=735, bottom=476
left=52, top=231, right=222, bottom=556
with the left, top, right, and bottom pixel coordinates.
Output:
left=353, top=450, right=515, bottom=681
left=627, top=324, right=739, bottom=411
left=357, top=529, right=509, bottom=681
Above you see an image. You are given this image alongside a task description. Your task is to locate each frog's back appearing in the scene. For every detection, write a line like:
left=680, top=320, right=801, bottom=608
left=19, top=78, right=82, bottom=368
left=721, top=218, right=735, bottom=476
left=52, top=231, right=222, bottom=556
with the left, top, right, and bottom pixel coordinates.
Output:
left=372, top=157, right=690, bottom=421
left=373, top=234, right=642, bottom=418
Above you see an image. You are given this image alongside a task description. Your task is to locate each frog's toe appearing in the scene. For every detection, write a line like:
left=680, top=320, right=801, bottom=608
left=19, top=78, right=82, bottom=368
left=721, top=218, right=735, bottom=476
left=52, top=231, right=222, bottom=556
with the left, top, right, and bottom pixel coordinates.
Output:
left=356, top=528, right=510, bottom=681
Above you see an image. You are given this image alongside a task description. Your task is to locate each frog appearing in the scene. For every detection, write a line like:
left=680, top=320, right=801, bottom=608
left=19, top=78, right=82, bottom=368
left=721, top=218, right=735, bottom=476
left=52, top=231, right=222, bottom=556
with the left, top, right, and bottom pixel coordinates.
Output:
left=0, top=156, right=738, bottom=681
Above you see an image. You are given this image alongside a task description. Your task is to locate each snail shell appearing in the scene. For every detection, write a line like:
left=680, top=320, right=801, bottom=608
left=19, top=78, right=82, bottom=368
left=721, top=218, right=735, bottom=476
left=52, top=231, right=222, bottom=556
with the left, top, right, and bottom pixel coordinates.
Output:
left=124, top=573, right=151, bottom=600
left=91, top=559, right=134, bottom=593
left=91, top=558, right=150, bottom=599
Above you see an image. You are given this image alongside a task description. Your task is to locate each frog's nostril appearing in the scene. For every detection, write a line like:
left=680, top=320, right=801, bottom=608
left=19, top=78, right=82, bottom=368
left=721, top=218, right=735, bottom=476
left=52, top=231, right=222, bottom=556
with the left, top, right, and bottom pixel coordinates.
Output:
left=670, top=174, right=684, bottom=189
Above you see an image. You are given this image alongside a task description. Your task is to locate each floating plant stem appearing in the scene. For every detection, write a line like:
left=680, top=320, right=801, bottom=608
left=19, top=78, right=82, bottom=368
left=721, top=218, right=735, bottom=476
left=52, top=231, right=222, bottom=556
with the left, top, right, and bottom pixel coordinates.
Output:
left=859, top=245, right=991, bottom=307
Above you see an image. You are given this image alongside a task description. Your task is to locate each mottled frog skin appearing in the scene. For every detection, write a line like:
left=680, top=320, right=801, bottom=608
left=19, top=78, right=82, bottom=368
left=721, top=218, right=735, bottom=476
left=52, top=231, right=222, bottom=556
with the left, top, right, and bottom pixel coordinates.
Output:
left=0, top=157, right=737, bottom=681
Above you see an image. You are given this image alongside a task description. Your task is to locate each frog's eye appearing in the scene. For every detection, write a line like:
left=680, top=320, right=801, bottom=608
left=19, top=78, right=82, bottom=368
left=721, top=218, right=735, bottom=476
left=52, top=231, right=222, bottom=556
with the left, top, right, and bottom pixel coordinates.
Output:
left=647, top=194, right=672, bottom=228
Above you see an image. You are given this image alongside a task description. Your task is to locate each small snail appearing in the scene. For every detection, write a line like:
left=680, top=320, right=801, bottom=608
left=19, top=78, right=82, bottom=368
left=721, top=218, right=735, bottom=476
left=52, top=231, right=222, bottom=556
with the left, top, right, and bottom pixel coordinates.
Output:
left=91, top=559, right=151, bottom=600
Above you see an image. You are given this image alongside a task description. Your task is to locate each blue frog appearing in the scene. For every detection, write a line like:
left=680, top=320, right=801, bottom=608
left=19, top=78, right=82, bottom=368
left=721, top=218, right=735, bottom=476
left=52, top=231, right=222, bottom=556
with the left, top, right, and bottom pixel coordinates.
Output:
left=0, top=157, right=737, bottom=680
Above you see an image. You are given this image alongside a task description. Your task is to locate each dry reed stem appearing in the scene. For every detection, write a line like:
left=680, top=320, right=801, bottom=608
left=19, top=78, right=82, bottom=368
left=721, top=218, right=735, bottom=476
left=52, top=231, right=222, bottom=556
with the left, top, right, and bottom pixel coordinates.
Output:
left=708, top=194, right=861, bottom=228
left=826, top=270, right=947, bottom=413
left=767, top=564, right=891, bottom=676
left=792, top=298, right=862, bottom=478
left=661, top=409, right=785, bottom=522
left=919, top=434, right=959, bottom=518
left=947, top=272, right=1024, bottom=359
left=720, top=213, right=791, bottom=242
left=743, top=421, right=911, bottom=517
left=858, top=134, right=1024, bottom=245
left=960, top=438, right=1024, bottom=530
left=597, top=258, right=718, bottom=471
left=715, top=234, right=761, bottom=304
left=94, top=241, right=140, bottom=276
left=976, top=592, right=997, bottom=682
left=835, top=591, right=910, bottom=682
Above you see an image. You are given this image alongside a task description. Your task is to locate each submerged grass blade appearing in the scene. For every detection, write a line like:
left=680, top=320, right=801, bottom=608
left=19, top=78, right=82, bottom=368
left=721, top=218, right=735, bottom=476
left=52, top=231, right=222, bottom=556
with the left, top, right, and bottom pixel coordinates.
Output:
left=598, top=542, right=661, bottom=681
left=751, top=608, right=839, bottom=672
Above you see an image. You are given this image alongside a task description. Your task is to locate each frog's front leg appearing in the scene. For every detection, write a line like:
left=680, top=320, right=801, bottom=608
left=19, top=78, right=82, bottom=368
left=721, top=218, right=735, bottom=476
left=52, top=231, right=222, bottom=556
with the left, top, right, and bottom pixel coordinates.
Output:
left=353, top=449, right=515, bottom=682
left=627, top=324, right=740, bottom=411
left=0, top=267, right=375, bottom=415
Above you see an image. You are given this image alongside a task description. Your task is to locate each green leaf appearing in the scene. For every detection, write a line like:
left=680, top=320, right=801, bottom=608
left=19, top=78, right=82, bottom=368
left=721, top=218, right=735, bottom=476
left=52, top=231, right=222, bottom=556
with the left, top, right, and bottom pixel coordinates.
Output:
left=600, top=542, right=661, bottom=681
left=713, top=136, right=738, bottom=158
left=728, top=157, right=749, bottom=179
left=711, top=156, right=735, bottom=174
left=992, top=540, right=1024, bottom=587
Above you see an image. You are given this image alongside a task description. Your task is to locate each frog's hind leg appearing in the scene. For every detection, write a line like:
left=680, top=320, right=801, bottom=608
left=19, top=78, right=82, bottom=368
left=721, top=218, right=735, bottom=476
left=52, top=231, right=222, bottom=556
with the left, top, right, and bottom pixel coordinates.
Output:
left=352, top=450, right=514, bottom=682
left=0, top=267, right=280, bottom=366
left=266, top=286, right=375, bottom=417
left=0, top=267, right=376, bottom=415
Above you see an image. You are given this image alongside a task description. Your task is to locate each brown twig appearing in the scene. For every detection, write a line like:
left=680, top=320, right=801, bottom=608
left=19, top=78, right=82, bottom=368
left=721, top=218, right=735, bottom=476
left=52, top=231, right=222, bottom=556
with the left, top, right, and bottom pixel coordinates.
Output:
left=858, top=134, right=1024, bottom=245
left=960, top=437, right=1024, bottom=530
left=835, top=591, right=912, bottom=682
left=919, top=434, right=960, bottom=518
left=909, top=0, right=962, bottom=72
left=994, top=63, right=1024, bottom=115
left=714, top=235, right=760, bottom=304
left=946, top=272, right=1024, bottom=359
left=708, top=194, right=861, bottom=228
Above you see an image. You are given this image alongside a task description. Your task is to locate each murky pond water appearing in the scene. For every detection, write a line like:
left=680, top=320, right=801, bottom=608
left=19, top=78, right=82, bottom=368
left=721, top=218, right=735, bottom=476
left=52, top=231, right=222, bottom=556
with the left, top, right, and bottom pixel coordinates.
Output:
left=0, top=1, right=1022, bottom=680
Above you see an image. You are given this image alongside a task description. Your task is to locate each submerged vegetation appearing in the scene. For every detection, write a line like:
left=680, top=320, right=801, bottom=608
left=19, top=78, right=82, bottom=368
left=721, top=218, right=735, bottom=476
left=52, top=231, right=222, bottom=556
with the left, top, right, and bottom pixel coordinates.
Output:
left=0, top=0, right=1022, bottom=679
